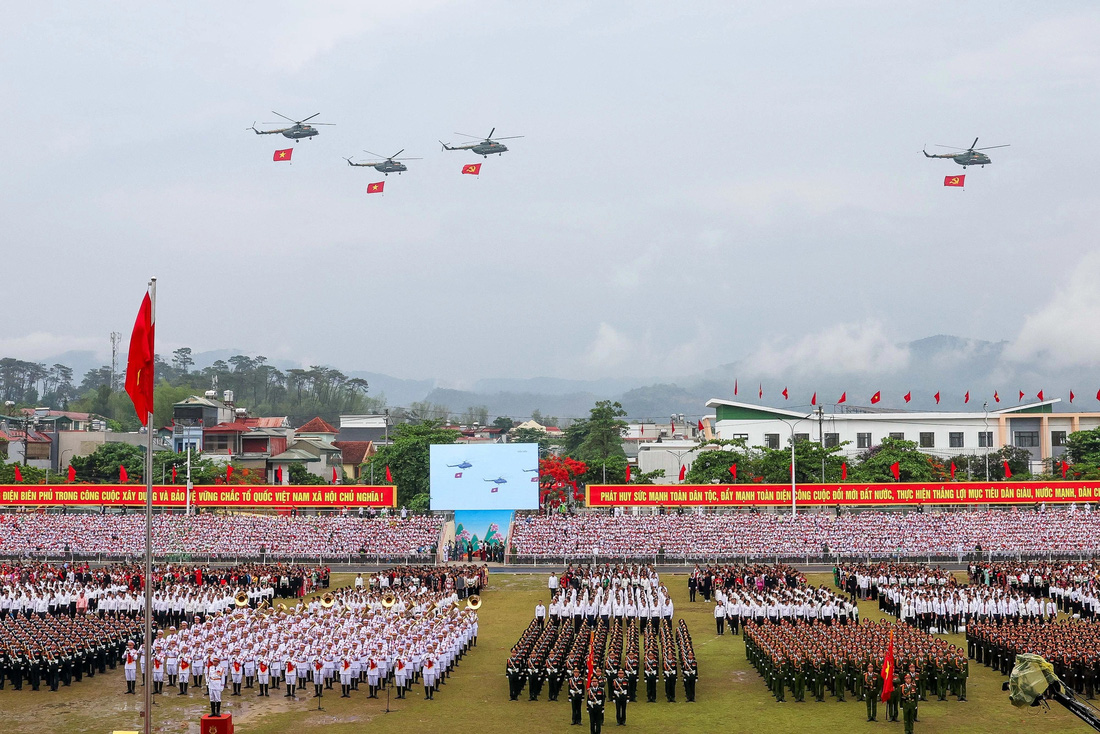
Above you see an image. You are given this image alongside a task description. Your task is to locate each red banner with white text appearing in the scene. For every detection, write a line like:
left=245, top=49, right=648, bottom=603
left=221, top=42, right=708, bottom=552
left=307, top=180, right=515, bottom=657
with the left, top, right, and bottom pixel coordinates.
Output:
left=586, top=481, right=1100, bottom=507
left=0, top=484, right=397, bottom=508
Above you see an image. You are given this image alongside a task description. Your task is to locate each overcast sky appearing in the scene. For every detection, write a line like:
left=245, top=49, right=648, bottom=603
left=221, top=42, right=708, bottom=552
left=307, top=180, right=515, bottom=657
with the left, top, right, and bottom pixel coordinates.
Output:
left=3, top=2, right=1099, bottom=385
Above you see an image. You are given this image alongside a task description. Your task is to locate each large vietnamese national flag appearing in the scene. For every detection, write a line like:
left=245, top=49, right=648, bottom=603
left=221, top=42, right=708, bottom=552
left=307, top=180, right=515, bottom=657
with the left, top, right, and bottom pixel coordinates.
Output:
left=273, top=148, right=293, bottom=162
left=124, top=290, right=155, bottom=425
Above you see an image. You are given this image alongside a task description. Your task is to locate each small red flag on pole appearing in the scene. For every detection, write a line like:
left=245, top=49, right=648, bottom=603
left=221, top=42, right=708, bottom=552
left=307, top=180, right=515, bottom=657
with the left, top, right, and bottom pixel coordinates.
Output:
left=124, top=290, right=156, bottom=426
left=1061, top=461, right=1069, bottom=479
left=889, top=462, right=900, bottom=481
left=120, top=465, right=129, bottom=483
left=68, top=465, right=76, bottom=482
left=1003, top=460, right=1012, bottom=479
left=964, top=391, right=970, bottom=404
left=1070, top=390, right=1075, bottom=403
left=950, top=462, right=957, bottom=480
left=933, top=392, right=939, bottom=405
left=781, top=387, right=788, bottom=400
left=171, top=465, right=177, bottom=483
left=1037, top=389, right=1045, bottom=401
left=625, top=464, right=631, bottom=482
left=14, top=466, right=23, bottom=482
left=870, top=391, right=881, bottom=404
left=734, top=379, right=738, bottom=396
left=837, top=392, right=846, bottom=404
left=1018, top=390, right=1025, bottom=401
left=678, top=465, right=686, bottom=481
left=840, top=462, right=847, bottom=481
left=385, top=465, right=393, bottom=483
left=332, top=466, right=338, bottom=484
left=811, top=392, right=817, bottom=406
left=226, top=464, right=233, bottom=481
left=994, top=390, right=1000, bottom=403
left=728, top=464, right=737, bottom=480
left=903, top=391, right=911, bottom=403
left=276, top=465, right=283, bottom=483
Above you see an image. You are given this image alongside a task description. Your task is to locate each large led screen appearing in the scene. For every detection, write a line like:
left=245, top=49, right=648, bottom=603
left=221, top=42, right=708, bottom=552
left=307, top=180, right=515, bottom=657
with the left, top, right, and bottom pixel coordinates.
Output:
left=429, top=443, right=539, bottom=510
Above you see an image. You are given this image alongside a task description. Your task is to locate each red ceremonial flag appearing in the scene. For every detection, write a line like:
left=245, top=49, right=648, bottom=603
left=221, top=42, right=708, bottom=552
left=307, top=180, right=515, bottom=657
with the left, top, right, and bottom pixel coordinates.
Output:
left=950, top=461, right=956, bottom=480
left=697, top=419, right=705, bottom=432
left=462, top=163, right=482, bottom=175
left=944, top=175, right=965, bottom=187
left=782, top=387, right=788, bottom=400
left=728, top=464, right=737, bottom=480
left=586, top=631, right=594, bottom=689
left=678, top=465, right=686, bottom=481
left=1018, top=390, right=1025, bottom=401
left=625, top=464, right=631, bottom=482
left=933, top=392, right=940, bottom=405
left=880, top=630, right=895, bottom=702
left=837, top=392, right=846, bottom=404
left=367, top=181, right=385, bottom=194
left=758, top=383, right=763, bottom=399
left=1003, top=460, right=1012, bottom=479
left=734, top=379, right=738, bottom=396
left=124, top=290, right=155, bottom=425
left=226, top=464, right=233, bottom=481
left=171, top=465, right=177, bottom=483
left=811, top=392, right=817, bottom=406
left=119, top=465, right=128, bottom=483
left=385, top=465, right=393, bottom=483
left=273, top=148, right=293, bottom=162
left=68, top=465, right=76, bottom=482
left=889, top=462, right=900, bottom=481
left=903, top=392, right=911, bottom=403
left=841, top=462, right=847, bottom=481
left=1070, top=390, right=1075, bottom=403
left=13, top=466, right=23, bottom=482
left=1037, top=389, right=1044, bottom=401
left=994, top=390, right=1000, bottom=403
left=1096, top=388, right=1100, bottom=402
left=870, top=391, right=881, bottom=404
left=964, top=391, right=970, bottom=404
left=276, top=465, right=283, bottom=483
left=1061, top=461, right=1069, bottom=479
left=332, top=466, right=338, bottom=483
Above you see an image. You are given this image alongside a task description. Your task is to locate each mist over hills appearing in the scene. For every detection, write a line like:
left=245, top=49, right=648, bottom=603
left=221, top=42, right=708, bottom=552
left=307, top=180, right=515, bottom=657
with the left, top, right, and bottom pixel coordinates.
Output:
left=21, top=335, right=1095, bottom=423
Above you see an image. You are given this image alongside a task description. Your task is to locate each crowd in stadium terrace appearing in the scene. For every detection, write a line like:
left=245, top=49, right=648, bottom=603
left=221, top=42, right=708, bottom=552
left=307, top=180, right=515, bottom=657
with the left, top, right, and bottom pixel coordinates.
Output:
left=0, top=513, right=442, bottom=558
left=510, top=507, right=1100, bottom=557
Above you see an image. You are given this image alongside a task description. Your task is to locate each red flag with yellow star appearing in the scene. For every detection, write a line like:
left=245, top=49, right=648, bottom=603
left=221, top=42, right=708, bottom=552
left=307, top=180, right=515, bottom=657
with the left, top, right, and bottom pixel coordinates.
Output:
left=367, top=181, right=385, bottom=194
left=124, top=290, right=155, bottom=425
left=462, top=163, right=482, bottom=175
left=880, top=629, right=895, bottom=702
left=273, top=148, right=293, bottom=162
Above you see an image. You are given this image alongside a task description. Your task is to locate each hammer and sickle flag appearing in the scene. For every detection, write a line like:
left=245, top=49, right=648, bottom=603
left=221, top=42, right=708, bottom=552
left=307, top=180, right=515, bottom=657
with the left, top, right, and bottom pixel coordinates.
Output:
left=462, top=163, right=482, bottom=175
left=274, top=148, right=293, bottom=162
left=944, top=175, right=965, bottom=187
left=124, top=289, right=155, bottom=426
left=367, top=181, right=385, bottom=194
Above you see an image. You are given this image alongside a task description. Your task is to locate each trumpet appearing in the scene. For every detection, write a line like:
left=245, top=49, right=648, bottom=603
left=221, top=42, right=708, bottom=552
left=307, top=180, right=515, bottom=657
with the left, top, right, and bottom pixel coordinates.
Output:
left=381, top=591, right=397, bottom=609
left=234, top=591, right=249, bottom=608
left=466, top=594, right=482, bottom=611
left=320, top=592, right=336, bottom=609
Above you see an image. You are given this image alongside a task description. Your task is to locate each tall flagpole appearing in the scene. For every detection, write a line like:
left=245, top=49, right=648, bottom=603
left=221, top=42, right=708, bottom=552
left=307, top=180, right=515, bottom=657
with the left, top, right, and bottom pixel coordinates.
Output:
left=143, top=277, right=156, bottom=734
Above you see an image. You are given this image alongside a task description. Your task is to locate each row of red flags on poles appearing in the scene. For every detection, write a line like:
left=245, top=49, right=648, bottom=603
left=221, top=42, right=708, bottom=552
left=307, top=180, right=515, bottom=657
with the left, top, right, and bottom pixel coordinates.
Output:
left=646, top=458, right=1075, bottom=485
left=731, top=380, right=1094, bottom=405
left=12, top=462, right=394, bottom=485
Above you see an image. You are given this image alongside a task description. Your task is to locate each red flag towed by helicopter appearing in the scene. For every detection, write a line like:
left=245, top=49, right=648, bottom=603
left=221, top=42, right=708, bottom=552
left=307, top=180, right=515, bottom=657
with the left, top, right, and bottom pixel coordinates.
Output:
left=367, top=181, right=385, bottom=194
left=944, top=175, right=964, bottom=187
left=462, top=163, right=482, bottom=175
left=273, top=148, right=293, bottom=162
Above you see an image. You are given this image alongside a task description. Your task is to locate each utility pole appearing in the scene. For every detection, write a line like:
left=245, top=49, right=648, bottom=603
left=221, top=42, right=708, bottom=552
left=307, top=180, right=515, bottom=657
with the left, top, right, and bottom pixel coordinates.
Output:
left=109, top=331, right=122, bottom=391
left=817, top=406, right=826, bottom=482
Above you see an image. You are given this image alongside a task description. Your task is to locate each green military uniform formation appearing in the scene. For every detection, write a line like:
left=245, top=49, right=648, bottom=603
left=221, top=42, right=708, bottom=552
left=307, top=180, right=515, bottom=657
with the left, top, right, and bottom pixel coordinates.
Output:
left=969, top=619, right=1096, bottom=698
left=744, top=619, right=968, bottom=708
left=0, top=612, right=142, bottom=691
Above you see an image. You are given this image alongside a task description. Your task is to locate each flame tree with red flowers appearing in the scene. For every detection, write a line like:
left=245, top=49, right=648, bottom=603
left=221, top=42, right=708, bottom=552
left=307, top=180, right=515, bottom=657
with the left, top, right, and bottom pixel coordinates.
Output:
left=539, top=455, right=587, bottom=510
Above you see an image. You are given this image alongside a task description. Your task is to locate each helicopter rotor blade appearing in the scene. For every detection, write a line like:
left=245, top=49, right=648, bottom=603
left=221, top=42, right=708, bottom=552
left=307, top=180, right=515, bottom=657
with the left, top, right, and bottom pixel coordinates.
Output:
left=490, top=135, right=524, bottom=140
left=271, top=111, right=296, bottom=123
left=933, top=144, right=968, bottom=150
left=393, top=157, right=423, bottom=161
left=487, top=128, right=495, bottom=139
left=974, top=144, right=1010, bottom=150
left=363, top=150, right=386, bottom=158
left=391, top=149, right=404, bottom=159
left=301, top=113, right=321, bottom=122
left=971, top=137, right=979, bottom=150
left=309, top=122, right=336, bottom=126
left=453, top=132, right=481, bottom=139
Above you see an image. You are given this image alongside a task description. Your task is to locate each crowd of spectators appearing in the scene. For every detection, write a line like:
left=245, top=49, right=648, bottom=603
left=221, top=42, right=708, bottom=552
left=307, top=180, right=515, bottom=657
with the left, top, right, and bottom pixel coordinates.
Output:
left=0, top=513, right=443, bottom=559
left=510, top=507, right=1100, bottom=558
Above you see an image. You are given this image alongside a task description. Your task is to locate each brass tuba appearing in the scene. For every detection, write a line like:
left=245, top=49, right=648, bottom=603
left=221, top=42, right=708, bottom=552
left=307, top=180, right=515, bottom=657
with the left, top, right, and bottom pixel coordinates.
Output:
left=275, top=602, right=287, bottom=613
left=466, top=594, right=482, bottom=611
left=234, top=591, right=250, bottom=607
left=381, top=591, right=397, bottom=609
left=320, top=592, right=336, bottom=609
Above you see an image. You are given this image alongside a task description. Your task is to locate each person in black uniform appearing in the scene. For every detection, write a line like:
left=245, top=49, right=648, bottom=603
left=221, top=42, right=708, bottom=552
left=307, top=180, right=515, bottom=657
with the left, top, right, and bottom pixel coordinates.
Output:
left=506, top=655, right=524, bottom=701
left=528, top=657, right=544, bottom=701
left=682, top=651, right=698, bottom=702
left=612, top=669, right=629, bottom=725
left=568, top=666, right=585, bottom=725
left=28, top=650, right=42, bottom=691
left=663, top=654, right=677, bottom=703
left=644, top=651, right=658, bottom=703
left=587, top=680, right=606, bottom=734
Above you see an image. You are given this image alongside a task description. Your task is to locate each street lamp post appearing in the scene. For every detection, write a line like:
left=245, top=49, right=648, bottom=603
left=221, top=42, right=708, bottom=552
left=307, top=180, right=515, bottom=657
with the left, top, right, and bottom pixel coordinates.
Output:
left=983, top=402, right=990, bottom=481
left=776, top=413, right=814, bottom=517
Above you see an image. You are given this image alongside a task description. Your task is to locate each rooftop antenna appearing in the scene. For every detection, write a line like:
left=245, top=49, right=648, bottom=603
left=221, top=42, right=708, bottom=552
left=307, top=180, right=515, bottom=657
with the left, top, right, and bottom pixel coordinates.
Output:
left=109, top=332, right=122, bottom=390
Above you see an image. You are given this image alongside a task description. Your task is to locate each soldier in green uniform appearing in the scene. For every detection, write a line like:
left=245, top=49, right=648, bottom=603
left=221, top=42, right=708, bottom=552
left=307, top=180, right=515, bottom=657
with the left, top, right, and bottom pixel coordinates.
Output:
left=935, top=655, right=948, bottom=701
left=813, top=656, right=826, bottom=702
left=902, top=673, right=919, bottom=734
left=952, top=653, right=968, bottom=701
left=863, top=663, right=880, bottom=721
left=792, top=655, right=806, bottom=702
left=831, top=653, right=845, bottom=702
left=888, top=668, right=902, bottom=722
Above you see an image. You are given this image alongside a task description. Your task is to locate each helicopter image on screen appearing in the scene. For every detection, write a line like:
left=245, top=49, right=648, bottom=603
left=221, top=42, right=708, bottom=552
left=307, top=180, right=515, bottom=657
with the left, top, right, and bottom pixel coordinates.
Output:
left=440, top=128, right=523, bottom=157
left=344, top=149, right=422, bottom=175
left=923, top=137, right=1009, bottom=168
left=249, top=112, right=334, bottom=141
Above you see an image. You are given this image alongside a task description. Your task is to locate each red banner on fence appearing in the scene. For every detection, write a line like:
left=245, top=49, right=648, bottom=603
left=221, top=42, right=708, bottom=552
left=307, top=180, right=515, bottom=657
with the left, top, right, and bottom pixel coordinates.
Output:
left=586, top=481, right=1100, bottom=507
left=0, top=484, right=397, bottom=508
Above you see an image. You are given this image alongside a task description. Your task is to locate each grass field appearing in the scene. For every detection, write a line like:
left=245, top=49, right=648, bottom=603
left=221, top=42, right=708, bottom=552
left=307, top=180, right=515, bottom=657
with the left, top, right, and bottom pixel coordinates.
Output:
left=0, top=572, right=1090, bottom=733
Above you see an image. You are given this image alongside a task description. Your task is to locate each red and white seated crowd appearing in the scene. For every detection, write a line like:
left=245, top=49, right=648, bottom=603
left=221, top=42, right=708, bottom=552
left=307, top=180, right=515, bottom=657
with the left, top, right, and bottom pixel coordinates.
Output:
left=0, top=513, right=443, bottom=558
left=510, top=507, right=1100, bottom=557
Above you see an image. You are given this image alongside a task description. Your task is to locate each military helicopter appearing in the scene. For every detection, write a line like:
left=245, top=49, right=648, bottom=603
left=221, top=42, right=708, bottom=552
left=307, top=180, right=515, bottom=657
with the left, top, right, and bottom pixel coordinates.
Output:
left=483, top=477, right=508, bottom=485
left=440, top=128, right=523, bottom=157
left=447, top=461, right=473, bottom=470
left=344, top=149, right=422, bottom=175
left=249, top=112, right=334, bottom=141
left=923, top=138, right=1009, bottom=168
